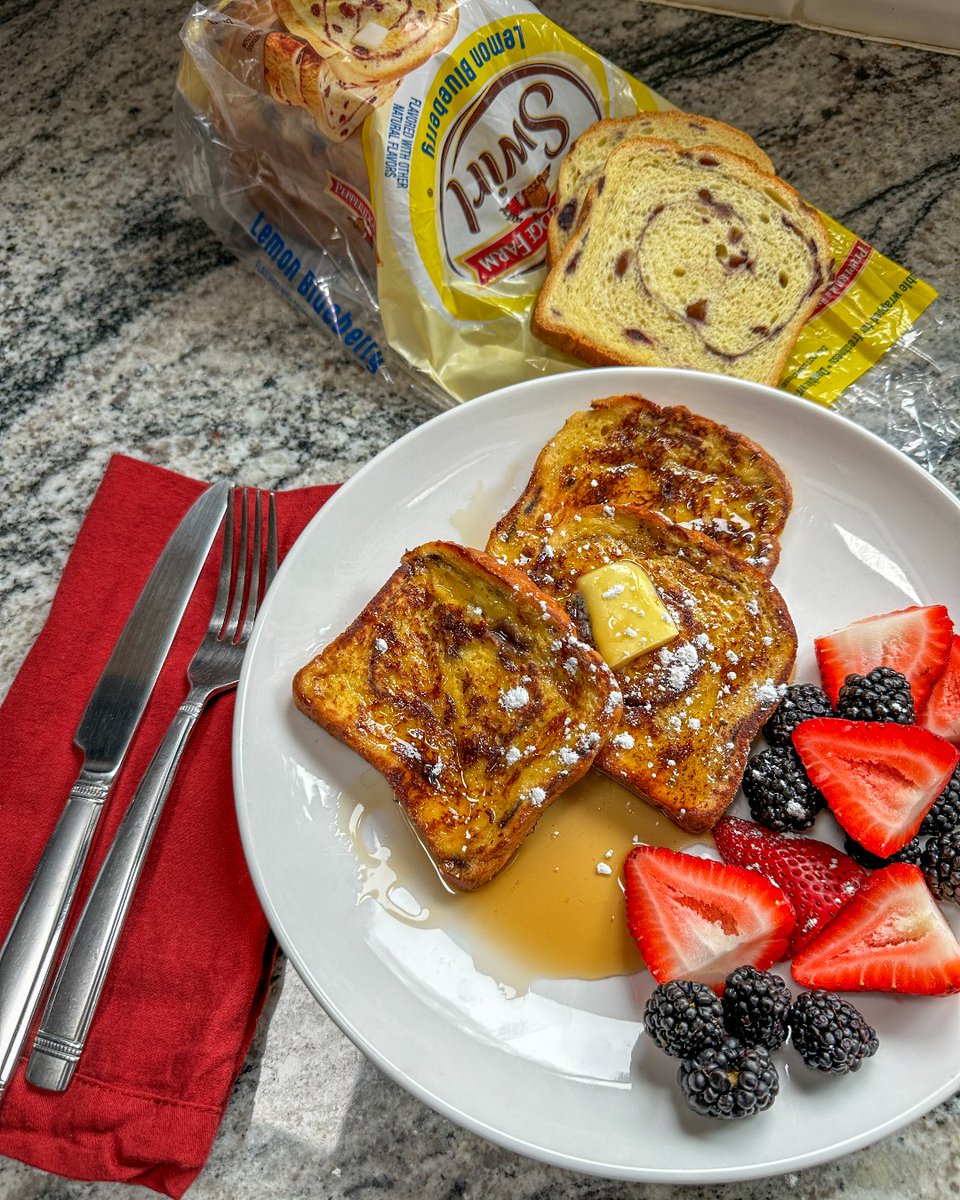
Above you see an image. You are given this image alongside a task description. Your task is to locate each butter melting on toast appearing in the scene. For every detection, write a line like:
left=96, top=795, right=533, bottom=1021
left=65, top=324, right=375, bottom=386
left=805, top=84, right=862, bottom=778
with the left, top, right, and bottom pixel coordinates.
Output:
left=292, top=541, right=623, bottom=890
left=528, top=507, right=797, bottom=833
left=487, top=394, right=791, bottom=577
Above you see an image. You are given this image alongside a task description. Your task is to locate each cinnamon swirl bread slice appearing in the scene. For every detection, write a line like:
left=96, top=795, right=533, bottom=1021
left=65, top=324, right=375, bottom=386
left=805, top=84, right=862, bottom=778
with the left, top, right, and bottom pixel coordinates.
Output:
left=534, top=139, right=832, bottom=386
left=548, top=112, right=775, bottom=262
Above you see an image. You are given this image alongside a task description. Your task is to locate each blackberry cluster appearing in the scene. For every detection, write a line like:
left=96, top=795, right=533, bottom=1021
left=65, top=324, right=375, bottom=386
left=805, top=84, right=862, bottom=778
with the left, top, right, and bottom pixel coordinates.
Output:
left=642, top=979, right=725, bottom=1057
left=741, top=746, right=825, bottom=833
left=921, top=765, right=960, bottom=836
left=644, top=969, right=879, bottom=1118
left=788, top=990, right=879, bottom=1074
left=921, top=828, right=960, bottom=903
left=842, top=834, right=924, bottom=871
left=722, top=966, right=792, bottom=1051
left=643, top=969, right=878, bottom=1118
left=678, top=1037, right=779, bottom=1120
left=836, top=666, right=915, bottom=724
left=761, top=683, right=834, bottom=746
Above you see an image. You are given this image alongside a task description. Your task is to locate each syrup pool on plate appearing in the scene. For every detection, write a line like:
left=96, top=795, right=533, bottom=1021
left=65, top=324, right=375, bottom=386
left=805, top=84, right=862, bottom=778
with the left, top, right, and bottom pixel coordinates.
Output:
left=343, top=766, right=710, bottom=991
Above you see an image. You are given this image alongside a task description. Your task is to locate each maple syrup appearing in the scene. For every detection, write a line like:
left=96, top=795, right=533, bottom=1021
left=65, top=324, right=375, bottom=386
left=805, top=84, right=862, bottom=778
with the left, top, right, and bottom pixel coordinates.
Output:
left=343, top=767, right=711, bottom=991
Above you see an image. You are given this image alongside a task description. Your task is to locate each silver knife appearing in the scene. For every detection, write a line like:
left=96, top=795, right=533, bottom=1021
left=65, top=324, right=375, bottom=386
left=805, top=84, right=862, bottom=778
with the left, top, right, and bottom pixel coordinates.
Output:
left=0, top=478, right=229, bottom=1099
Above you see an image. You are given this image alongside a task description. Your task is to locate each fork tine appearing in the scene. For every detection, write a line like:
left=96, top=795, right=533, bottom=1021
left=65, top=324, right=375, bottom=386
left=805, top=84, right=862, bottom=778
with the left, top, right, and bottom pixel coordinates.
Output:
left=223, top=489, right=249, bottom=642
left=238, top=492, right=263, bottom=643
left=209, top=487, right=236, bottom=635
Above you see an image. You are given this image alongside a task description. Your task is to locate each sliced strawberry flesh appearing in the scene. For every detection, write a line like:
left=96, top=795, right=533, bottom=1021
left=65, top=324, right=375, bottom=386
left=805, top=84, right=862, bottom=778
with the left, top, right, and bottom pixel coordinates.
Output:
left=814, top=604, right=953, bottom=709
left=793, top=718, right=960, bottom=857
left=921, top=635, right=960, bottom=744
left=624, top=845, right=794, bottom=992
left=791, top=863, right=960, bottom=995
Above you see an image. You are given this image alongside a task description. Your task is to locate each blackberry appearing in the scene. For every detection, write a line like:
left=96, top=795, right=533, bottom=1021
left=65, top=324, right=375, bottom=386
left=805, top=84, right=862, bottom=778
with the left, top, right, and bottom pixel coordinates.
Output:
left=643, top=979, right=725, bottom=1057
left=842, top=834, right=923, bottom=870
left=722, top=967, right=792, bottom=1051
left=836, top=666, right=915, bottom=724
left=920, top=828, right=960, bottom=903
left=677, top=1036, right=779, bottom=1119
left=921, top=765, right=960, bottom=836
left=741, top=746, right=824, bottom=832
left=788, top=990, right=879, bottom=1074
left=761, top=683, right=834, bottom=746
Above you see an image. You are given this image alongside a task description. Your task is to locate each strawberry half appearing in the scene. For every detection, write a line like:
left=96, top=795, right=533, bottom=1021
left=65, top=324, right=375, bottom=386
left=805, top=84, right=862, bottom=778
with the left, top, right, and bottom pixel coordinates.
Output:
left=623, top=845, right=794, bottom=992
left=921, top=635, right=960, bottom=744
left=814, top=604, right=953, bottom=708
left=713, top=816, right=868, bottom=955
left=791, top=863, right=960, bottom=995
left=792, top=718, right=960, bottom=857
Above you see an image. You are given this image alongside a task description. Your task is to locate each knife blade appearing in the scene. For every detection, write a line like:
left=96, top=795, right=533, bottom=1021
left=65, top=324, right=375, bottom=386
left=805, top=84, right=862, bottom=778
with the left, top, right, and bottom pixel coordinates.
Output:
left=0, top=478, right=229, bottom=1098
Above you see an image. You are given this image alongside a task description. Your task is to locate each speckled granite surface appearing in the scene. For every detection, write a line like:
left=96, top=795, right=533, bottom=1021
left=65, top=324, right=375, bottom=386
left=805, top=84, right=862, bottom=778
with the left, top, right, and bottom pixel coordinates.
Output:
left=2, top=0, right=960, bottom=1195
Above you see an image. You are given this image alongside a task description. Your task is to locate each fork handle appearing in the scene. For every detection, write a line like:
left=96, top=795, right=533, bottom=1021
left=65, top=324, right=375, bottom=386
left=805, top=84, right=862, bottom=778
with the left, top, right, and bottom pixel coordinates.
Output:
left=26, top=688, right=209, bottom=1092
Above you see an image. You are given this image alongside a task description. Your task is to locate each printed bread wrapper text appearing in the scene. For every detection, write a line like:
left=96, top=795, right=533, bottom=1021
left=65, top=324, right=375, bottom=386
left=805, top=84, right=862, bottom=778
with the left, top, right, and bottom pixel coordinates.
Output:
left=174, top=0, right=940, bottom=431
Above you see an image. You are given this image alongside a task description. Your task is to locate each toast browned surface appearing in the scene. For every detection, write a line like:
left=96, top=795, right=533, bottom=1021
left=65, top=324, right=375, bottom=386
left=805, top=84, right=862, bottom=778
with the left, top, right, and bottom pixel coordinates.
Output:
left=487, top=394, right=792, bottom=577
left=527, top=506, right=797, bottom=832
left=292, top=541, right=623, bottom=889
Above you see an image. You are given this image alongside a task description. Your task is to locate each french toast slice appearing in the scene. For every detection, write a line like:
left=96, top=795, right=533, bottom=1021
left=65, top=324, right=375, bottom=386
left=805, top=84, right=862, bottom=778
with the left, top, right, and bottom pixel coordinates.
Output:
left=292, top=541, right=623, bottom=889
left=487, top=394, right=791, bottom=577
left=527, top=506, right=797, bottom=832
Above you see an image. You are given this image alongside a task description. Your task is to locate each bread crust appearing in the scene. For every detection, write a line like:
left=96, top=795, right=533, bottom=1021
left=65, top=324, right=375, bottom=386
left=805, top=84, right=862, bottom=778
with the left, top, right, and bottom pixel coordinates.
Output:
left=546, top=112, right=775, bottom=263
left=293, top=541, right=623, bottom=889
left=487, top=393, right=792, bottom=577
left=534, top=138, right=832, bottom=386
left=526, top=506, right=798, bottom=832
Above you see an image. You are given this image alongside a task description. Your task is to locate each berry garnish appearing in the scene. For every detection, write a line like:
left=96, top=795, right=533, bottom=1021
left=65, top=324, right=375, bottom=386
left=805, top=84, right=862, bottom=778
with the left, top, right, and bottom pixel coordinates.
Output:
left=741, top=746, right=824, bottom=833
left=814, top=605, right=953, bottom=709
left=788, top=990, right=878, bottom=1075
left=761, top=683, right=834, bottom=746
left=623, top=845, right=795, bottom=991
left=842, top=833, right=923, bottom=870
left=791, top=863, right=960, bottom=995
left=677, top=1037, right=779, bottom=1119
left=792, top=718, right=960, bottom=858
left=920, top=828, right=960, bottom=903
left=921, top=763, right=960, bottom=836
left=722, top=966, right=792, bottom=1051
left=643, top=979, right=726, bottom=1057
left=714, top=816, right=867, bottom=956
left=836, top=666, right=915, bottom=724
left=920, top=634, right=960, bottom=743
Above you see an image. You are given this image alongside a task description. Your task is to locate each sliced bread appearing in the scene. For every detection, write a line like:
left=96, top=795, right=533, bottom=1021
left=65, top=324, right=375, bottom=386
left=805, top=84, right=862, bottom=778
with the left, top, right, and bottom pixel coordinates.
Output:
left=548, top=111, right=775, bottom=261
left=533, top=138, right=832, bottom=386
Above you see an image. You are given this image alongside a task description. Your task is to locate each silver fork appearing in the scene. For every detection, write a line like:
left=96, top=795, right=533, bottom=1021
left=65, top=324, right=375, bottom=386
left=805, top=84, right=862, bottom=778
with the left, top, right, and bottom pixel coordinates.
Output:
left=25, top=488, right=278, bottom=1092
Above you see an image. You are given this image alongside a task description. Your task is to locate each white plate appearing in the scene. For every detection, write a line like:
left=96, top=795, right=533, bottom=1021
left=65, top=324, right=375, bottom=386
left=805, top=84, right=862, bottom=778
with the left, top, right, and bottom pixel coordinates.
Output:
left=233, top=367, right=960, bottom=1184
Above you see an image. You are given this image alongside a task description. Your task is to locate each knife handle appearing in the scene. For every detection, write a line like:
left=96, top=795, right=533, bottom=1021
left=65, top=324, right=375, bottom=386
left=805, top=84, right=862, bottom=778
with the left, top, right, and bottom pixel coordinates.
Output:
left=0, top=770, right=113, bottom=1097
left=26, top=697, right=203, bottom=1092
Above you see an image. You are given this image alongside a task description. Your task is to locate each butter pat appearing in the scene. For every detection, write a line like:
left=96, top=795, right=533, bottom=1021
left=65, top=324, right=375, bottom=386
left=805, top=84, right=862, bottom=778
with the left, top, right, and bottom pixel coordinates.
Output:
left=353, top=21, right=390, bottom=49
left=576, top=560, right=678, bottom=668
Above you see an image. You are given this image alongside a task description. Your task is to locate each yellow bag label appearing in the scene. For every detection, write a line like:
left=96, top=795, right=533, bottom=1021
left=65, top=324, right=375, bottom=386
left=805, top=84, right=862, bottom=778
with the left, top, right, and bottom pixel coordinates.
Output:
left=781, top=213, right=937, bottom=404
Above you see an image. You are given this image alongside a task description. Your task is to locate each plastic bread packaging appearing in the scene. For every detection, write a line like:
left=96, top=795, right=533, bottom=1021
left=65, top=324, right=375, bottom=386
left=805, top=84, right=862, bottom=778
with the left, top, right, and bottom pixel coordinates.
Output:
left=173, top=0, right=957, bottom=466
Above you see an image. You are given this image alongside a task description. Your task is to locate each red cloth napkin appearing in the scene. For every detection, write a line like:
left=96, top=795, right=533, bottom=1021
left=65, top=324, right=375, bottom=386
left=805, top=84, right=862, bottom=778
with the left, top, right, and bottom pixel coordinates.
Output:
left=0, top=455, right=337, bottom=1197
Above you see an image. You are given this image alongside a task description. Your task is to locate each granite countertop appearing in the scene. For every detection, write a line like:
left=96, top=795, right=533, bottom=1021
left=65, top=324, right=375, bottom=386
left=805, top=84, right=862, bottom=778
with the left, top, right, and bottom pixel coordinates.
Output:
left=3, top=0, right=960, bottom=1195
